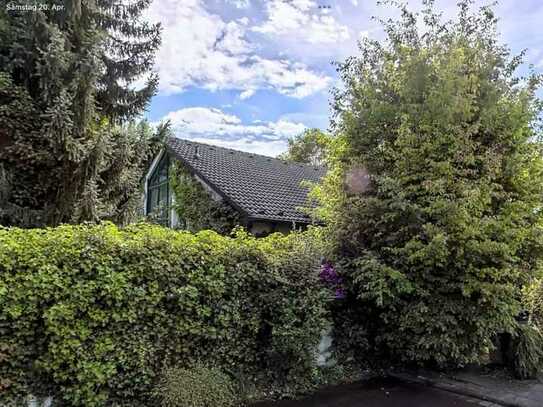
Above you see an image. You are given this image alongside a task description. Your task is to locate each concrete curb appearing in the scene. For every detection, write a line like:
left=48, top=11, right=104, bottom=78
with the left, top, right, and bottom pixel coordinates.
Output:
left=388, top=371, right=540, bottom=407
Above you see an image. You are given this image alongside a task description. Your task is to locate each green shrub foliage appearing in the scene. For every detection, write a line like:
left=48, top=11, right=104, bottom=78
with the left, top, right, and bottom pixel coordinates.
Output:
left=0, top=223, right=328, bottom=406
left=278, top=128, right=332, bottom=166
left=511, top=324, right=543, bottom=379
left=155, top=363, right=237, bottom=407
left=170, top=163, right=240, bottom=234
left=522, top=276, right=543, bottom=328
left=318, top=1, right=543, bottom=367
left=517, top=277, right=543, bottom=378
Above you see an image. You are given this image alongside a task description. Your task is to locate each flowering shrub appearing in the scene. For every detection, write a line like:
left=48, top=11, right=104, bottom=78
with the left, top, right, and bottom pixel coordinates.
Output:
left=319, top=262, right=345, bottom=299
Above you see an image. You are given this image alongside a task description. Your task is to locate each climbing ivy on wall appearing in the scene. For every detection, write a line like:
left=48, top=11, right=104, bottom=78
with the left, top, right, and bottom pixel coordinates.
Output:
left=170, top=162, right=240, bottom=234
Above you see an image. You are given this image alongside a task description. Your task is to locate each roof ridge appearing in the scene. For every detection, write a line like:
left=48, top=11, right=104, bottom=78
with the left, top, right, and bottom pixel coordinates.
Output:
left=168, top=137, right=324, bottom=170
left=165, top=136, right=326, bottom=224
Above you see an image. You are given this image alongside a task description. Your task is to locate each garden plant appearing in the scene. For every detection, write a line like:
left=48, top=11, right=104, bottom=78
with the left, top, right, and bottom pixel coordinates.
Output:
left=312, top=0, right=543, bottom=373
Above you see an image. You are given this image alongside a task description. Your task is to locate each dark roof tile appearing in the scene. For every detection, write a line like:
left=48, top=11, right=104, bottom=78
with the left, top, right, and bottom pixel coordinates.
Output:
left=166, top=137, right=326, bottom=224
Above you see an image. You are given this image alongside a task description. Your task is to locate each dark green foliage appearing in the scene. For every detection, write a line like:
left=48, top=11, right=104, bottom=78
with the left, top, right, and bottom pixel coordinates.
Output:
left=155, top=363, right=238, bottom=407
left=170, top=163, right=240, bottom=234
left=0, top=223, right=328, bottom=405
left=0, top=73, right=47, bottom=226
left=0, top=0, right=159, bottom=122
left=328, top=300, right=373, bottom=367
left=516, top=277, right=543, bottom=378
left=319, top=1, right=543, bottom=367
left=511, top=324, right=543, bottom=379
left=0, top=0, right=162, bottom=226
left=94, top=0, right=161, bottom=122
left=278, top=128, right=331, bottom=166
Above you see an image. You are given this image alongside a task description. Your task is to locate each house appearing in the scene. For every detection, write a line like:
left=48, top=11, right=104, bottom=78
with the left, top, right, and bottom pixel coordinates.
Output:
left=143, top=137, right=326, bottom=236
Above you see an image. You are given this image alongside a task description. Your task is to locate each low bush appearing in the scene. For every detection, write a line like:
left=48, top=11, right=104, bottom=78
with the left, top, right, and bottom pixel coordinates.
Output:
left=155, top=363, right=237, bottom=407
left=0, top=223, right=328, bottom=406
left=511, top=324, right=543, bottom=379
left=513, top=278, right=543, bottom=379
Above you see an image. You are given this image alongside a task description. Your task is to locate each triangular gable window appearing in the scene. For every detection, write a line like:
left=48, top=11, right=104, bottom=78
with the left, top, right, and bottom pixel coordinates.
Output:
left=146, top=153, right=170, bottom=226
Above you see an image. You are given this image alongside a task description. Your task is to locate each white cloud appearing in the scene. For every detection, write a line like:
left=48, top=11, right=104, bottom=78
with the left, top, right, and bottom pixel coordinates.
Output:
left=252, top=0, right=350, bottom=45
left=145, top=0, right=330, bottom=97
left=158, top=107, right=307, bottom=156
left=239, top=89, right=256, bottom=99
left=268, top=119, right=307, bottom=138
left=216, top=20, right=253, bottom=55
left=190, top=137, right=289, bottom=157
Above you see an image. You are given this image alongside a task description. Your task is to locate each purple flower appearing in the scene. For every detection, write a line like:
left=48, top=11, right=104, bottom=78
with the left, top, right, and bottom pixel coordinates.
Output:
left=334, top=287, right=346, bottom=299
left=319, top=263, right=340, bottom=284
left=319, top=262, right=346, bottom=299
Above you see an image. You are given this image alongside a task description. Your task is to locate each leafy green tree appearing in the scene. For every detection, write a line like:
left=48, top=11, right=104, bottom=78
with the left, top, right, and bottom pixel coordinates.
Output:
left=0, top=0, right=163, bottom=226
left=279, top=128, right=331, bottom=166
left=320, top=0, right=543, bottom=367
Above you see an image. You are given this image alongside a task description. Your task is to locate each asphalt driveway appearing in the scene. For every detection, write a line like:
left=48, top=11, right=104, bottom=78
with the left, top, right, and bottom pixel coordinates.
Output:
left=252, top=377, right=500, bottom=407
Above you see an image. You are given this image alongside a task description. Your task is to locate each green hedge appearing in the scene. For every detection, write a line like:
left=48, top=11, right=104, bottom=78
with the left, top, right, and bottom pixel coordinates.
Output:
left=0, top=223, right=328, bottom=406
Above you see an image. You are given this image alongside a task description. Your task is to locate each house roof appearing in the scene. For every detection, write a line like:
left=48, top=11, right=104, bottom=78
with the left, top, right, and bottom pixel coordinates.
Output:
left=166, top=137, right=326, bottom=224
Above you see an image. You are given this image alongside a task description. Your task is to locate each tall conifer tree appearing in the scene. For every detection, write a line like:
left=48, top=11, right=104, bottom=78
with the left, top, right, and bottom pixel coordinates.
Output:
left=0, top=0, right=164, bottom=226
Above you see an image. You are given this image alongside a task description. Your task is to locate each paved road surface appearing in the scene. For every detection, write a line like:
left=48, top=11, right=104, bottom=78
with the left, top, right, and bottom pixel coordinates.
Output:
left=253, top=377, right=500, bottom=407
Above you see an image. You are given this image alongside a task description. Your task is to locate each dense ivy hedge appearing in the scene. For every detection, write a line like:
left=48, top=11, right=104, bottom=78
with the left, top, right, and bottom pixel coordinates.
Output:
left=0, top=223, right=328, bottom=406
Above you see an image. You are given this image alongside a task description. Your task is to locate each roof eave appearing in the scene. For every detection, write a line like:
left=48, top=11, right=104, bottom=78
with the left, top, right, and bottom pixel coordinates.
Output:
left=246, top=215, right=319, bottom=225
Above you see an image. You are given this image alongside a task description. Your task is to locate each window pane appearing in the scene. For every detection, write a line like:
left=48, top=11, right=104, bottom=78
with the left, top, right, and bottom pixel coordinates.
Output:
left=158, top=162, right=168, bottom=182
left=150, top=155, right=169, bottom=186
left=159, top=183, right=168, bottom=206
left=149, top=187, right=158, bottom=212
left=147, top=154, right=170, bottom=226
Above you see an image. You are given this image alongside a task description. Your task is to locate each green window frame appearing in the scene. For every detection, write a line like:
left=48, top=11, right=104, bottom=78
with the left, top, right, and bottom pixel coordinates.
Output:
left=147, top=153, right=170, bottom=226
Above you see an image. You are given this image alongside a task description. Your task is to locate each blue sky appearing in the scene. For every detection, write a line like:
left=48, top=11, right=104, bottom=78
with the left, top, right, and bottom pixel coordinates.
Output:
left=143, top=0, right=543, bottom=156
